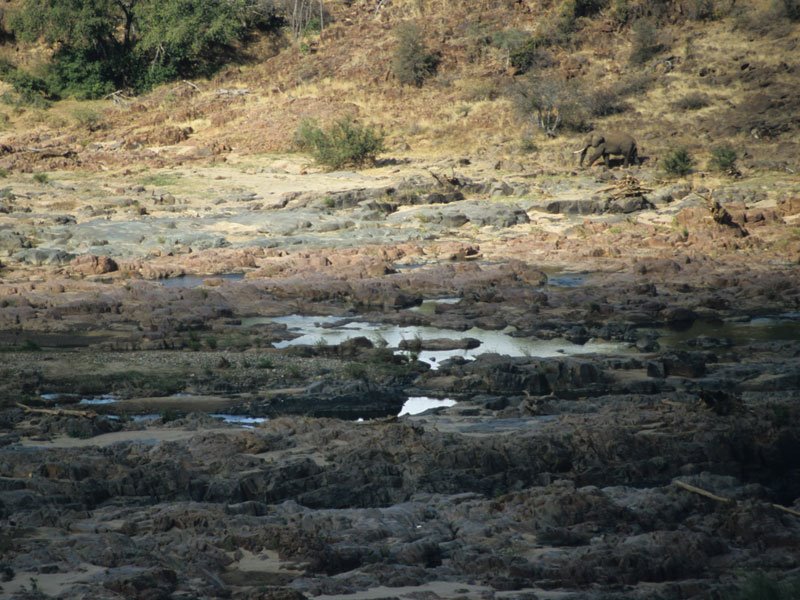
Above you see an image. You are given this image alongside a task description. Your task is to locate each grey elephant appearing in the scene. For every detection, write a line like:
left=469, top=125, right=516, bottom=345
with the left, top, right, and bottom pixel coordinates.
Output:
left=575, top=132, right=639, bottom=168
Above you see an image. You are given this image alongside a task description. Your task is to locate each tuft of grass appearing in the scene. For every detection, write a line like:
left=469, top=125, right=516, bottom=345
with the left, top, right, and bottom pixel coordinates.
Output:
left=32, top=172, right=49, bottom=184
left=285, top=364, right=302, bottom=379
left=138, top=172, right=182, bottom=187
left=344, top=362, right=368, bottom=380
left=673, top=92, right=711, bottom=111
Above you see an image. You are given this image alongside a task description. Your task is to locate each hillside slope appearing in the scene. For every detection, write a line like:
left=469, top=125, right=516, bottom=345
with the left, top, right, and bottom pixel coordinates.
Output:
left=0, top=0, right=798, bottom=175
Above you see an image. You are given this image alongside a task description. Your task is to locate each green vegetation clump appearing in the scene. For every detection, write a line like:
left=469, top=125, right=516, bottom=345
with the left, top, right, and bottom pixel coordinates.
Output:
left=6, top=0, right=285, bottom=99
left=295, top=116, right=385, bottom=170
left=391, top=23, right=440, bottom=87
left=0, top=61, right=53, bottom=108
left=662, top=147, right=694, bottom=176
left=708, top=145, right=738, bottom=172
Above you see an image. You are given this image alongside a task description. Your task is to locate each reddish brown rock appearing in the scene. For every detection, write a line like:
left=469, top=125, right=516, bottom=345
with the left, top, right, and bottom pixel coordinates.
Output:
left=70, top=254, right=119, bottom=275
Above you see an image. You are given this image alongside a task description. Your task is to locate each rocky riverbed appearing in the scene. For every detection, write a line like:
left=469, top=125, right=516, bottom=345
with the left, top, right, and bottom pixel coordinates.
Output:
left=1, top=154, right=799, bottom=599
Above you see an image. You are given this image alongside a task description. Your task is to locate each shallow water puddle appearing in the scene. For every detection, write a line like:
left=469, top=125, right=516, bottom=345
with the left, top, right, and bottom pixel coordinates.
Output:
left=545, top=271, right=590, bottom=287
left=158, top=273, right=245, bottom=288
left=399, top=396, right=456, bottom=416
left=210, top=414, right=268, bottom=427
left=655, top=314, right=800, bottom=348
left=247, top=314, right=627, bottom=368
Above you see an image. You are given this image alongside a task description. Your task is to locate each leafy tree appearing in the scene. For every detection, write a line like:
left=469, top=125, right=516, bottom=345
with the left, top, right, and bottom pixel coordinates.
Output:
left=133, top=0, right=248, bottom=86
left=8, top=0, right=282, bottom=98
left=9, top=0, right=130, bottom=53
left=511, top=74, right=587, bottom=137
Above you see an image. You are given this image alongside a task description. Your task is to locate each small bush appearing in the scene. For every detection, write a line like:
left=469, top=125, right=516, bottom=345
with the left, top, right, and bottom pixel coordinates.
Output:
left=295, top=116, right=385, bottom=170
left=629, top=19, right=666, bottom=65
left=391, top=23, right=439, bottom=87
left=32, top=173, right=49, bottom=184
left=610, top=0, right=631, bottom=24
left=71, top=107, right=105, bottom=132
left=507, top=38, right=556, bottom=74
left=586, top=87, right=631, bottom=117
left=344, top=362, right=368, bottom=380
left=774, top=0, right=800, bottom=20
left=709, top=145, right=738, bottom=172
left=518, top=135, right=539, bottom=153
left=685, top=0, right=716, bottom=20
left=673, top=92, right=711, bottom=111
left=662, top=147, right=694, bottom=176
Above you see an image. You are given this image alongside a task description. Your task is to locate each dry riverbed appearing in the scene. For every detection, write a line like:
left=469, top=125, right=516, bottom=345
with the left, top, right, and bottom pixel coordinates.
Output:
left=1, top=155, right=799, bottom=599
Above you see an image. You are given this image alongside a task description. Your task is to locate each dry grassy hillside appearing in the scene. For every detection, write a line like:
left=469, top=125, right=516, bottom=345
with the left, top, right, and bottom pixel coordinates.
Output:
left=0, top=0, right=798, bottom=175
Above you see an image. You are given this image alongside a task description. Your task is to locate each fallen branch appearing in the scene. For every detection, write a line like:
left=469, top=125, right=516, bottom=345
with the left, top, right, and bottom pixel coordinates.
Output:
left=771, top=503, right=800, bottom=518
left=17, top=403, right=97, bottom=419
left=104, top=90, right=134, bottom=105
left=673, top=479, right=733, bottom=503
left=674, top=479, right=800, bottom=518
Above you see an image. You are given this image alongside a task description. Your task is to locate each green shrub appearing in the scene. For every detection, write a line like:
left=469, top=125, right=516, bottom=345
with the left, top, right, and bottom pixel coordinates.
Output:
left=662, top=147, right=694, bottom=176
left=295, top=116, right=385, bottom=170
left=256, top=357, right=274, bottom=369
left=391, top=23, right=440, bottom=87
left=32, top=172, right=49, bottom=184
left=709, top=145, right=738, bottom=172
left=2, top=68, right=53, bottom=108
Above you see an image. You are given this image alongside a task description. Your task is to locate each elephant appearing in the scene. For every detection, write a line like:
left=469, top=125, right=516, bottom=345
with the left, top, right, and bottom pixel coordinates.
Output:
left=575, top=132, right=639, bottom=168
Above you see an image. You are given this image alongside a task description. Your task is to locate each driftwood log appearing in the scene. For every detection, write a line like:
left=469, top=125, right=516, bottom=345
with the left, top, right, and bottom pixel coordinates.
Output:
left=674, top=479, right=800, bottom=517
left=17, top=403, right=97, bottom=419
